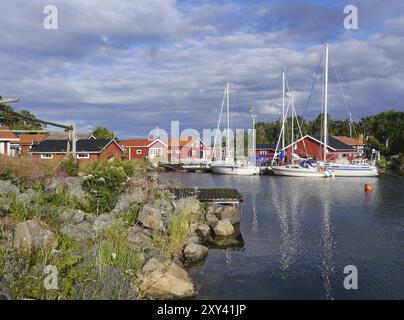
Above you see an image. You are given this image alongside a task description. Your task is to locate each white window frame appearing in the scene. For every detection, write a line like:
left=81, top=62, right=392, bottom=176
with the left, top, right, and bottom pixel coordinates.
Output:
left=77, top=153, right=90, bottom=159
left=41, top=153, right=53, bottom=159
left=136, top=149, right=142, bottom=155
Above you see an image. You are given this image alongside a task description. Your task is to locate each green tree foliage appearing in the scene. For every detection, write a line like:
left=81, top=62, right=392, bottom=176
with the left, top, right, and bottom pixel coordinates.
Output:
left=0, top=99, right=43, bottom=130
left=91, top=126, right=116, bottom=140
left=255, top=110, right=404, bottom=157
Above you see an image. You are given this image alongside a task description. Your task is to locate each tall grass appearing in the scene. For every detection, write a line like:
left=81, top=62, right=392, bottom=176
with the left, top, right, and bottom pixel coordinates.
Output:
left=0, top=155, right=59, bottom=187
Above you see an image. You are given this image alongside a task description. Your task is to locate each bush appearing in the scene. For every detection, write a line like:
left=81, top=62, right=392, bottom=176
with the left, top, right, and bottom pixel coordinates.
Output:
left=59, top=156, right=79, bottom=177
left=82, top=161, right=130, bottom=214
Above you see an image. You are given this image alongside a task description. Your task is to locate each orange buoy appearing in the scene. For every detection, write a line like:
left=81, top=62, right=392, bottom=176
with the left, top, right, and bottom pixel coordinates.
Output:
left=365, top=184, right=373, bottom=192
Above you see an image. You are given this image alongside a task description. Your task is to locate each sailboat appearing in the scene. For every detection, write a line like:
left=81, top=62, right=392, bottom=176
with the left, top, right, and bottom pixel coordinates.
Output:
left=271, top=71, right=331, bottom=178
left=314, top=44, right=379, bottom=177
left=210, top=83, right=259, bottom=176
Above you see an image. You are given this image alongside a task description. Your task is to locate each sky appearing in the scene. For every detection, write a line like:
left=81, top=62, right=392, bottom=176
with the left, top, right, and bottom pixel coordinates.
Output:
left=0, top=0, right=403, bottom=138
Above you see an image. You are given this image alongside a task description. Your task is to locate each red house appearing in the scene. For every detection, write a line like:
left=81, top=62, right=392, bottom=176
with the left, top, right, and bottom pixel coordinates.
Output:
left=30, top=139, right=124, bottom=163
left=167, top=138, right=211, bottom=163
left=284, top=135, right=358, bottom=162
left=119, top=139, right=168, bottom=161
left=15, top=134, right=47, bottom=154
left=0, top=126, right=19, bottom=156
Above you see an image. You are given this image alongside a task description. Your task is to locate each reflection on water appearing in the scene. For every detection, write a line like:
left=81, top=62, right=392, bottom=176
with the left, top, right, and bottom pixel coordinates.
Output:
left=160, top=172, right=404, bottom=300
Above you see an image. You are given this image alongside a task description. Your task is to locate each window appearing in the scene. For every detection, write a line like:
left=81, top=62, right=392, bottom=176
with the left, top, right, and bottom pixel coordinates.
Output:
left=176, top=150, right=180, bottom=154
left=149, top=148, right=163, bottom=156
left=41, top=153, right=53, bottom=159
left=77, top=153, right=89, bottom=159
left=136, top=149, right=142, bottom=155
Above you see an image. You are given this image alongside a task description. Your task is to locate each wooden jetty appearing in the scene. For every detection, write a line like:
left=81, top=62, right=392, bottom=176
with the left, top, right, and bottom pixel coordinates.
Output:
left=159, top=163, right=211, bottom=173
left=172, top=188, right=243, bottom=205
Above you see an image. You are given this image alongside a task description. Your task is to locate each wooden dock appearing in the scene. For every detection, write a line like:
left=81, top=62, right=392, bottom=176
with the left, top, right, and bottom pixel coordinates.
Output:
left=172, top=188, right=243, bottom=205
left=159, top=163, right=211, bottom=173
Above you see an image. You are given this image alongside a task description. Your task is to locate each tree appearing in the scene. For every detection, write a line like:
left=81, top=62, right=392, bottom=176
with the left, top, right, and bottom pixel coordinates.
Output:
left=0, top=100, right=43, bottom=130
left=91, top=126, right=117, bottom=140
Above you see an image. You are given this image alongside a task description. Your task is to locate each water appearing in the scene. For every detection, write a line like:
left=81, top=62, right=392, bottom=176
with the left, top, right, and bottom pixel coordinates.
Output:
left=159, top=172, right=404, bottom=300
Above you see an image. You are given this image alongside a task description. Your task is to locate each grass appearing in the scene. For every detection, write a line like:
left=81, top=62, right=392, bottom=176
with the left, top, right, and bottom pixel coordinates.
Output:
left=152, top=208, right=192, bottom=257
left=0, top=154, right=59, bottom=188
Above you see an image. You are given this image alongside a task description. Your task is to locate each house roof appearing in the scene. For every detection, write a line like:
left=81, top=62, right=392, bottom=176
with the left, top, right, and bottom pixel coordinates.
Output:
left=256, top=144, right=277, bottom=150
left=311, top=135, right=355, bottom=150
left=31, top=139, right=122, bottom=153
left=17, top=134, right=47, bottom=145
left=120, top=139, right=168, bottom=148
left=333, top=136, right=364, bottom=146
left=166, top=138, right=192, bottom=147
left=44, top=133, right=95, bottom=140
left=0, top=126, right=18, bottom=140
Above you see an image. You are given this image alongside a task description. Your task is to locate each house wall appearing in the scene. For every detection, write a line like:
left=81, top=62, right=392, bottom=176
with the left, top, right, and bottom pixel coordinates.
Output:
left=285, top=137, right=357, bottom=162
left=0, top=141, right=9, bottom=155
left=127, top=141, right=168, bottom=161
left=179, top=140, right=211, bottom=161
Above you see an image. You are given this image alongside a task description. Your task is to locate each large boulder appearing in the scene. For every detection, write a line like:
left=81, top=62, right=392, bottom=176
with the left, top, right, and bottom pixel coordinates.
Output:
left=218, top=206, right=241, bottom=225
left=16, top=188, right=36, bottom=204
left=206, top=213, right=219, bottom=228
left=60, top=209, right=85, bottom=225
left=127, top=225, right=153, bottom=252
left=60, top=221, right=94, bottom=242
left=46, top=177, right=85, bottom=200
left=113, top=189, right=146, bottom=213
left=0, top=180, right=19, bottom=196
left=0, top=197, right=13, bottom=217
left=13, top=220, right=56, bottom=251
left=137, top=200, right=173, bottom=232
left=173, top=197, right=200, bottom=214
left=213, top=219, right=235, bottom=237
left=0, top=276, right=11, bottom=300
left=196, top=224, right=211, bottom=239
left=136, top=257, right=197, bottom=299
left=92, top=213, right=122, bottom=231
left=183, top=243, right=208, bottom=266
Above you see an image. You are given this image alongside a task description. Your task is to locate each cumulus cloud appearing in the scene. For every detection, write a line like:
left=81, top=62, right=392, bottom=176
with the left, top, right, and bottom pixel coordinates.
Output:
left=0, top=0, right=403, bottom=138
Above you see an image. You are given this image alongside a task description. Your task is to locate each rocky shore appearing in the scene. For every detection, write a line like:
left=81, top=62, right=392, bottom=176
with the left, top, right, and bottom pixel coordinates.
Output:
left=0, top=163, right=242, bottom=300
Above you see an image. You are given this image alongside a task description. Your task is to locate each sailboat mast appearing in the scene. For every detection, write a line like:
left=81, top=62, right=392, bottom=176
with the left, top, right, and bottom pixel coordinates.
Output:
left=323, top=44, right=329, bottom=162
left=282, top=70, right=286, bottom=150
left=291, top=93, right=294, bottom=145
left=226, top=82, right=230, bottom=162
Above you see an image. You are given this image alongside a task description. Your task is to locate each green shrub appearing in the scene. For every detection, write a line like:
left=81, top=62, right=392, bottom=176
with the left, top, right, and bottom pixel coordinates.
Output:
left=82, top=161, right=129, bottom=214
left=59, top=156, right=79, bottom=176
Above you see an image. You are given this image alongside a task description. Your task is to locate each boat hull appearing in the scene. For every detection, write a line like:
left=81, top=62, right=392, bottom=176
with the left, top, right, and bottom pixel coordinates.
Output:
left=271, top=166, right=330, bottom=178
left=211, top=165, right=259, bottom=176
left=326, top=165, right=379, bottom=177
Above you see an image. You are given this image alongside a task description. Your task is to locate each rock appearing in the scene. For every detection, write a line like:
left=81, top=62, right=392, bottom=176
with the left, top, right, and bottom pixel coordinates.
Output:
left=137, top=200, right=173, bottom=232
left=214, top=219, right=235, bottom=237
left=218, top=206, right=241, bottom=225
left=60, top=209, right=85, bottom=225
left=187, top=234, right=200, bottom=245
left=0, top=180, right=19, bottom=196
left=92, top=213, right=122, bottom=231
left=127, top=225, right=153, bottom=252
left=13, top=220, right=56, bottom=251
left=16, top=188, right=36, bottom=204
left=206, top=213, right=219, bottom=228
left=46, top=177, right=85, bottom=200
left=183, top=243, right=208, bottom=265
left=114, top=189, right=146, bottom=213
left=206, top=205, right=215, bottom=214
left=60, top=221, right=94, bottom=242
left=196, top=224, right=211, bottom=239
left=173, top=197, right=200, bottom=214
left=136, top=257, right=197, bottom=299
left=214, top=206, right=224, bottom=215
left=0, top=276, right=11, bottom=300
left=0, top=197, right=13, bottom=217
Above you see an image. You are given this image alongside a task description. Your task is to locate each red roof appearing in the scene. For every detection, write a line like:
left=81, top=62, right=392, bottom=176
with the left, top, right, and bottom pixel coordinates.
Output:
left=0, top=126, right=18, bottom=140
left=334, top=136, right=364, bottom=146
left=18, top=134, right=47, bottom=145
left=120, top=139, right=154, bottom=147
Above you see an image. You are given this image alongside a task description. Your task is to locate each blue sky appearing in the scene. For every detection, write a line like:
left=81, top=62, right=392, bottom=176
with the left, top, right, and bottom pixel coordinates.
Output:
left=0, top=0, right=403, bottom=138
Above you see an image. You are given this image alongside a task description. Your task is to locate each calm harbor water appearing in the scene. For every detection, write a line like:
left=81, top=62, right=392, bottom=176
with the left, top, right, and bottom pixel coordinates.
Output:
left=159, top=172, right=404, bottom=300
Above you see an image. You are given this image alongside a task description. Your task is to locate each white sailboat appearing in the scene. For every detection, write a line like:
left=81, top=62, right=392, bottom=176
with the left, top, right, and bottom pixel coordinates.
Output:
left=315, top=44, right=379, bottom=177
left=210, top=83, right=259, bottom=176
left=271, top=71, right=331, bottom=178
